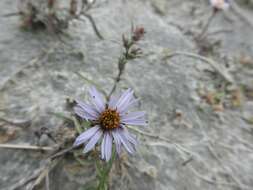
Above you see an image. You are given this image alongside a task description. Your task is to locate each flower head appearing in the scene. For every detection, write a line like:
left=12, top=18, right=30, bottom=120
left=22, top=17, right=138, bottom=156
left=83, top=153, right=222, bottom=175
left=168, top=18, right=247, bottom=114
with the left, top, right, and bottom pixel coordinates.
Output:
left=210, top=0, right=230, bottom=10
left=74, top=87, right=147, bottom=161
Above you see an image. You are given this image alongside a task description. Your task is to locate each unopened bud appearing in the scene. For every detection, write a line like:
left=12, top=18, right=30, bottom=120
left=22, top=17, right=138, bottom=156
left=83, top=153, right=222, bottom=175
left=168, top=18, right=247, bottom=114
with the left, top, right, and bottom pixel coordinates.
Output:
left=132, top=26, right=145, bottom=42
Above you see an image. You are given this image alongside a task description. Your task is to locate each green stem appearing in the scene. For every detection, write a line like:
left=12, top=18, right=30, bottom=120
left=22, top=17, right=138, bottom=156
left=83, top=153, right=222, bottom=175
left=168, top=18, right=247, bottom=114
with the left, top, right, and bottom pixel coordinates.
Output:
left=96, top=148, right=116, bottom=190
left=107, top=38, right=135, bottom=100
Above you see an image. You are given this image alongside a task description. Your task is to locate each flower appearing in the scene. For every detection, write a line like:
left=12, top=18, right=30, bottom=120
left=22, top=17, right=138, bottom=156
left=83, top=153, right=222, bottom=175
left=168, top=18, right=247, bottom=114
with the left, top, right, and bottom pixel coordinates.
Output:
left=210, top=0, right=230, bottom=10
left=73, top=87, right=147, bottom=161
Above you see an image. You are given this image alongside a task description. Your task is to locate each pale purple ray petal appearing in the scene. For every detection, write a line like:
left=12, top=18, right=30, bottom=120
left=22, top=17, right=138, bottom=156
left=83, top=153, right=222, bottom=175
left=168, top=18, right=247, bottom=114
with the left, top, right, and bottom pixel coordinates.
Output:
left=114, top=89, right=133, bottom=110
left=112, top=130, right=122, bottom=155
left=101, top=133, right=106, bottom=160
left=121, top=127, right=138, bottom=146
left=122, top=118, right=148, bottom=126
left=104, top=132, right=112, bottom=161
left=117, top=89, right=134, bottom=109
left=118, top=129, right=135, bottom=154
left=108, top=94, right=119, bottom=109
left=74, top=106, right=97, bottom=121
left=119, top=98, right=139, bottom=114
left=83, top=129, right=103, bottom=153
left=76, top=100, right=100, bottom=118
left=73, top=126, right=100, bottom=146
left=121, top=111, right=146, bottom=121
left=89, top=87, right=105, bottom=113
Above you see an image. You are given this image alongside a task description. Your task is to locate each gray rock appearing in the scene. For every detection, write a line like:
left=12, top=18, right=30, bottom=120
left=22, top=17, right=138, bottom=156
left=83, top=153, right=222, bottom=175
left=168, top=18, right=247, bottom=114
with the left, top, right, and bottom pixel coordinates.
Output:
left=0, top=0, right=253, bottom=190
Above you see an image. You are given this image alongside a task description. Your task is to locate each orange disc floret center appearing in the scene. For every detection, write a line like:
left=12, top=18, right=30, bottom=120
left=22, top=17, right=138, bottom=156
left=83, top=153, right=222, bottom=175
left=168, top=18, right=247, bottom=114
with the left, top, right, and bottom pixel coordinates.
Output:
left=99, top=109, right=120, bottom=130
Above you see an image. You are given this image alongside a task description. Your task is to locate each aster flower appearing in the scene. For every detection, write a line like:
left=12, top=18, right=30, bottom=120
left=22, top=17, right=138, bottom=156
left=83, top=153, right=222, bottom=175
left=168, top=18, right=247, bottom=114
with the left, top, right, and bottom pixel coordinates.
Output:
left=210, top=0, right=230, bottom=10
left=73, top=87, right=147, bottom=161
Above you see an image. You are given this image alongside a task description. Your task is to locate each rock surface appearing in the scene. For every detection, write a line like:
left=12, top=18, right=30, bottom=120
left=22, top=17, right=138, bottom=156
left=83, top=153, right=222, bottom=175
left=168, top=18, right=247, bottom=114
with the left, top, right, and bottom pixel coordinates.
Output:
left=0, top=0, right=253, bottom=190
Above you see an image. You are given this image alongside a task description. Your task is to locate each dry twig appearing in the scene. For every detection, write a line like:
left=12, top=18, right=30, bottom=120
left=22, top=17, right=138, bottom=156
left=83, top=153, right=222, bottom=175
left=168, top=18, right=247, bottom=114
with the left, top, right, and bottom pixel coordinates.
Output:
left=0, top=116, right=31, bottom=128
left=188, top=165, right=251, bottom=190
left=0, top=143, right=55, bottom=151
left=127, top=125, right=192, bottom=155
left=163, top=51, right=235, bottom=84
left=230, top=0, right=253, bottom=29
